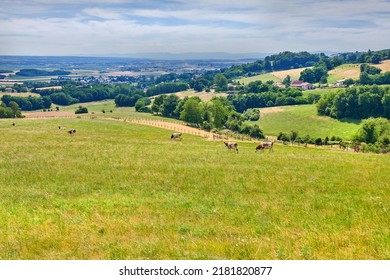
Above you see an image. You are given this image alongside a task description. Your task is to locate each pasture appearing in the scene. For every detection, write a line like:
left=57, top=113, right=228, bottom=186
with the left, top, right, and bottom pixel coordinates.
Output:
left=236, top=67, right=308, bottom=85
left=1, top=117, right=389, bottom=260
left=327, top=60, right=390, bottom=83
left=253, top=104, right=361, bottom=139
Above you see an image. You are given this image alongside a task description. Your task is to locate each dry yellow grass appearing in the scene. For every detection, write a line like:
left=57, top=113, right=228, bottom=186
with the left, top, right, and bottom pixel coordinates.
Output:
left=376, top=59, right=390, bottom=72
left=328, top=60, right=390, bottom=83
left=259, top=106, right=286, bottom=118
left=271, top=67, right=310, bottom=80
left=328, top=64, right=361, bottom=81
left=163, top=90, right=227, bottom=101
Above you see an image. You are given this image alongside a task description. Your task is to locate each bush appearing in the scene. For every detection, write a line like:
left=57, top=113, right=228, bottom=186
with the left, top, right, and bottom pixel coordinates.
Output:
left=242, top=108, right=260, bottom=121
left=75, top=106, right=88, bottom=114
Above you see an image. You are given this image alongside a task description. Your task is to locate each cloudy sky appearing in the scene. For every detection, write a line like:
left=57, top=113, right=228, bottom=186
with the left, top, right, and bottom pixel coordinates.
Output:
left=0, top=0, right=389, bottom=57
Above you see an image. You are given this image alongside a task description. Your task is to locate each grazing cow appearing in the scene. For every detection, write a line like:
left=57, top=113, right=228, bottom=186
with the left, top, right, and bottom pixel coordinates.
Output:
left=68, top=129, right=76, bottom=136
left=224, top=142, right=238, bottom=153
left=171, top=132, right=182, bottom=140
left=255, top=141, right=274, bottom=152
left=353, top=144, right=360, bottom=152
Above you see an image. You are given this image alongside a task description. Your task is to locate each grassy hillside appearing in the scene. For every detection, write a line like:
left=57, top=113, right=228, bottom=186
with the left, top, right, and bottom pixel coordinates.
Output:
left=327, top=60, right=390, bottom=83
left=327, top=64, right=361, bottom=83
left=1, top=118, right=389, bottom=259
left=252, top=104, right=361, bottom=139
left=236, top=67, right=308, bottom=85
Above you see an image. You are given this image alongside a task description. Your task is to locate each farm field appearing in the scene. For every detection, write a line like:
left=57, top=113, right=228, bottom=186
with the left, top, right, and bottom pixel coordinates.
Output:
left=252, top=104, right=361, bottom=139
left=1, top=117, right=389, bottom=259
left=169, top=89, right=227, bottom=101
left=327, top=60, right=390, bottom=83
left=236, top=67, right=308, bottom=85
left=0, top=92, right=41, bottom=98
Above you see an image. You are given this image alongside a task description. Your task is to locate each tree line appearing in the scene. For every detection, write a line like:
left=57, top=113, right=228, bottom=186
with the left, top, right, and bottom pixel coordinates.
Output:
left=0, top=101, right=22, bottom=118
left=317, top=85, right=390, bottom=119
left=226, top=80, right=320, bottom=113
left=150, top=95, right=264, bottom=138
left=353, top=118, right=390, bottom=153
left=16, top=69, right=71, bottom=77
left=1, top=95, right=52, bottom=111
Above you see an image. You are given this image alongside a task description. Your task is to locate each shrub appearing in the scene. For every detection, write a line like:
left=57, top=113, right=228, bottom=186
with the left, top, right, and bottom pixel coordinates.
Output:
left=75, top=106, right=88, bottom=114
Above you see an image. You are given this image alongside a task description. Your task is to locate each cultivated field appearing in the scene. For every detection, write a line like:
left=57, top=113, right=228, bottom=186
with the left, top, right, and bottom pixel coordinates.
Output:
left=1, top=117, right=389, bottom=259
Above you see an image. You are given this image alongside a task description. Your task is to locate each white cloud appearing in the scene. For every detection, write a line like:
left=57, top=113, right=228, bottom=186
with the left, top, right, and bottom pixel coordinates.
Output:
left=0, top=0, right=389, bottom=55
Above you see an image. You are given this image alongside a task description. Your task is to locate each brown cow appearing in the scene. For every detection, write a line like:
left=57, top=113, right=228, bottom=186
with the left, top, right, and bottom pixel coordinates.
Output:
left=353, top=144, right=360, bottom=152
left=256, top=141, right=273, bottom=152
left=224, top=142, right=238, bottom=153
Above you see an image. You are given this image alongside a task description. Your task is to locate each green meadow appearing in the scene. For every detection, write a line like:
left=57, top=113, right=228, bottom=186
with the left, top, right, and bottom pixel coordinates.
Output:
left=1, top=117, right=389, bottom=259
left=253, top=104, right=361, bottom=139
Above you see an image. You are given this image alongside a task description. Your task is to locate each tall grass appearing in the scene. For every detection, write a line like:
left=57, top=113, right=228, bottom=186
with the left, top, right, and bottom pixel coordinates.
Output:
left=1, top=118, right=389, bottom=259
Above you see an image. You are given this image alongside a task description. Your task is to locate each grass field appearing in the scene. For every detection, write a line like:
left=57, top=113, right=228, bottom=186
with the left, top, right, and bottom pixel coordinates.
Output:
left=1, top=117, right=389, bottom=260
left=327, top=60, right=390, bottom=83
left=236, top=67, right=308, bottom=85
left=170, top=89, right=227, bottom=101
left=252, top=104, right=361, bottom=139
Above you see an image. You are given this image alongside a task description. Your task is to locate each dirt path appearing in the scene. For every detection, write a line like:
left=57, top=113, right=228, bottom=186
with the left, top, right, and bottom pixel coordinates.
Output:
left=113, top=118, right=231, bottom=141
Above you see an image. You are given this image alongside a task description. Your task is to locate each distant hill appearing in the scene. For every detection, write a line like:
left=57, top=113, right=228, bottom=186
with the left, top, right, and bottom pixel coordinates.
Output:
left=126, top=52, right=269, bottom=60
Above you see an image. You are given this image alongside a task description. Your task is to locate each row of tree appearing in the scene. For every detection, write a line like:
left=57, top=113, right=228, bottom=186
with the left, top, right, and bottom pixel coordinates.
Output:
left=1, top=95, right=52, bottom=111
left=216, top=49, right=389, bottom=81
left=353, top=118, right=390, bottom=153
left=360, top=64, right=390, bottom=85
left=16, top=69, right=71, bottom=77
left=146, top=82, right=189, bottom=97
left=0, top=102, right=22, bottom=118
left=226, top=89, right=321, bottom=113
left=317, top=85, right=390, bottom=119
left=150, top=95, right=264, bottom=138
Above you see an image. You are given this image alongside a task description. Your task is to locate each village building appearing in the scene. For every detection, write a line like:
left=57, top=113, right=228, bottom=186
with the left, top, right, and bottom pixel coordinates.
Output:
left=290, top=80, right=315, bottom=90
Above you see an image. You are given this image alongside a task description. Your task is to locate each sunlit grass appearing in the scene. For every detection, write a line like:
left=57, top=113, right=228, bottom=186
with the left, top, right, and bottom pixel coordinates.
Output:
left=251, top=104, right=361, bottom=139
left=1, top=118, right=389, bottom=259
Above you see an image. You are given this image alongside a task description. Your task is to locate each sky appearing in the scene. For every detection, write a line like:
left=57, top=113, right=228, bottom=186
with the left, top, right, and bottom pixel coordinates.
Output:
left=0, top=0, right=389, bottom=57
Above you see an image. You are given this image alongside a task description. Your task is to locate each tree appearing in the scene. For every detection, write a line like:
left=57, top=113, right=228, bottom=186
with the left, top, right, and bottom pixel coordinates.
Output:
left=161, top=95, right=180, bottom=118
left=151, top=95, right=165, bottom=115
left=290, top=130, right=298, bottom=144
left=382, top=94, right=390, bottom=119
left=180, top=97, right=202, bottom=125
left=250, top=125, right=264, bottom=139
left=75, top=106, right=88, bottom=114
left=214, top=73, right=228, bottom=92
left=343, top=78, right=354, bottom=86
left=354, top=118, right=390, bottom=144
left=9, top=101, right=22, bottom=118
left=282, top=75, right=291, bottom=87
left=208, top=98, right=229, bottom=128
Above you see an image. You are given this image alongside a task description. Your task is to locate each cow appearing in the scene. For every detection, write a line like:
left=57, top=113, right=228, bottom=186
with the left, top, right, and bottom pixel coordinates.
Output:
left=12, top=122, right=15, bottom=126
left=171, top=132, right=182, bottom=140
left=224, top=142, right=238, bottom=153
left=68, top=129, right=76, bottom=136
left=353, top=144, right=360, bottom=152
left=255, top=141, right=273, bottom=152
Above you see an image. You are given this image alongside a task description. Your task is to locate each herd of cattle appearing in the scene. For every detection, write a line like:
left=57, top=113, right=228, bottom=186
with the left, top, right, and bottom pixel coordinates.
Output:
left=9, top=122, right=359, bottom=153
left=170, top=132, right=274, bottom=153
left=223, top=141, right=274, bottom=153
